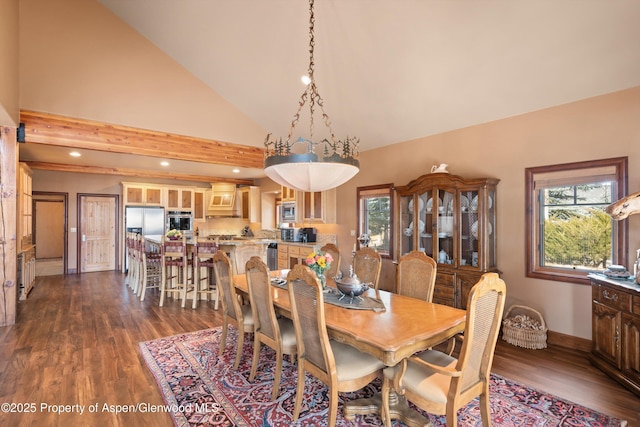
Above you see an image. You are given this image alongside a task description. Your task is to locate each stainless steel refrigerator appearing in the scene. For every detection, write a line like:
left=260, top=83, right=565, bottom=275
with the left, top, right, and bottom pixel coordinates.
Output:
left=125, top=206, right=165, bottom=269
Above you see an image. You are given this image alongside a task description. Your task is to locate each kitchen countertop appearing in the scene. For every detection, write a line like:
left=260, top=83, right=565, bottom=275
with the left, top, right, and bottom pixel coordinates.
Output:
left=144, top=235, right=327, bottom=248
left=277, top=241, right=322, bottom=248
left=144, top=235, right=276, bottom=246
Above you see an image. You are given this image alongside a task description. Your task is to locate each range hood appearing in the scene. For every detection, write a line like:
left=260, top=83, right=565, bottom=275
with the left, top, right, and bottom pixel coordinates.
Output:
left=207, top=183, right=238, bottom=217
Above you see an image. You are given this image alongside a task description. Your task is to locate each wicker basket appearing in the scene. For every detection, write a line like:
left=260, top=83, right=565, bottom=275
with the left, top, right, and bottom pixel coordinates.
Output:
left=502, top=305, right=547, bottom=349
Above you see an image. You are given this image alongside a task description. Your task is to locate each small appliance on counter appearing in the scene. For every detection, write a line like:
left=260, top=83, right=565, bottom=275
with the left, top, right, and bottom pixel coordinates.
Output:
left=280, top=227, right=301, bottom=242
left=299, top=227, right=317, bottom=243
left=241, top=225, right=254, bottom=237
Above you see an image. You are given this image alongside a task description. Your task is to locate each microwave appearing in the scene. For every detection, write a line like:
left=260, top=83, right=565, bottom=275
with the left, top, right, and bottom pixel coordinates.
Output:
left=166, top=211, right=193, bottom=232
left=280, top=202, right=296, bottom=221
left=280, top=227, right=301, bottom=242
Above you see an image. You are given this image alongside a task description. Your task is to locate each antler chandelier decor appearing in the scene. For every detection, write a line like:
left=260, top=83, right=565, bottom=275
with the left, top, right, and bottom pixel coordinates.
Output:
left=263, top=0, right=359, bottom=193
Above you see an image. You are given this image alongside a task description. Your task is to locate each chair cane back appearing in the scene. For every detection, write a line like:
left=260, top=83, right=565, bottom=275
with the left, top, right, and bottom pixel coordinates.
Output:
left=287, top=264, right=385, bottom=427
left=396, top=251, right=437, bottom=301
left=245, top=257, right=297, bottom=400
left=353, top=247, right=382, bottom=290
left=381, top=272, right=507, bottom=427
left=320, top=243, right=341, bottom=279
left=212, top=251, right=254, bottom=369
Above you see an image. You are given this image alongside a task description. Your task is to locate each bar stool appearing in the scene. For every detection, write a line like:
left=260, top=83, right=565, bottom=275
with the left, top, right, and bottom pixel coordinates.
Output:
left=139, top=235, right=162, bottom=301
left=159, top=236, right=193, bottom=307
left=192, top=238, right=219, bottom=309
left=125, top=232, right=139, bottom=291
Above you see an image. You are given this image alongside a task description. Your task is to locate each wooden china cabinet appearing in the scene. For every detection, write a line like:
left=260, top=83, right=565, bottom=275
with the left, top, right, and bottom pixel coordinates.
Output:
left=395, top=172, right=500, bottom=308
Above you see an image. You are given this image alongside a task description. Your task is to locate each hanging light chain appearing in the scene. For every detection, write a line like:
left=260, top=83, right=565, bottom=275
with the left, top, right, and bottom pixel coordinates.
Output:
left=265, top=0, right=359, bottom=162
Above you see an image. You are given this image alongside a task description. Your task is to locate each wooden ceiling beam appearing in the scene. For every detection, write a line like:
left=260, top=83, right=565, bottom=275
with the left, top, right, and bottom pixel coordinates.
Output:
left=25, top=161, right=254, bottom=185
left=20, top=110, right=265, bottom=170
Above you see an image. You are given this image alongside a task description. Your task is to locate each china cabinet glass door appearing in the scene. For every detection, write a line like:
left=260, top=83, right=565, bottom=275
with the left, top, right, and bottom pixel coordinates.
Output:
left=435, top=189, right=455, bottom=265
left=459, top=189, right=479, bottom=268
left=399, top=195, right=414, bottom=254
left=486, top=188, right=497, bottom=269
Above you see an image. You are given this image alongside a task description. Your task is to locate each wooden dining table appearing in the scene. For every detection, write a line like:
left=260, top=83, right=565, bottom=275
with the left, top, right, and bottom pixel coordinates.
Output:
left=234, top=270, right=467, bottom=426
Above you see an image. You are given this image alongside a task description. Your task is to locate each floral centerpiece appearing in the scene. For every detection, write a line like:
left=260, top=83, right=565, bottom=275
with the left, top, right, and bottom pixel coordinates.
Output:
left=166, top=229, right=183, bottom=240
left=305, top=250, right=334, bottom=288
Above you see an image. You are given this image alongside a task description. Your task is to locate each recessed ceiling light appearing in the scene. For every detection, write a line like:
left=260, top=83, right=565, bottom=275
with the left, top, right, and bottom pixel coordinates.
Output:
left=69, top=151, right=81, bottom=157
left=160, top=161, right=169, bottom=167
left=232, top=168, right=240, bottom=173
left=301, top=75, right=311, bottom=85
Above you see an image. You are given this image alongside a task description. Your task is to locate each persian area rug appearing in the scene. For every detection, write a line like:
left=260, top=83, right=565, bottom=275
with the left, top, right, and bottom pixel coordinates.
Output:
left=140, top=328, right=627, bottom=427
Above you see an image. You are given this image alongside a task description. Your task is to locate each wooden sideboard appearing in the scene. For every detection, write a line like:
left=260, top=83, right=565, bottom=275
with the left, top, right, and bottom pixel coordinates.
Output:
left=588, top=273, right=640, bottom=397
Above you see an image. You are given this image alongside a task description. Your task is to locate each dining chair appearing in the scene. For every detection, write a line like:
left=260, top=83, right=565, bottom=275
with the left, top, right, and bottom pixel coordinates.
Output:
left=380, top=272, right=507, bottom=427
left=233, top=243, right=264, bottom=275
left=212, top=251, right=255, bottom=369
left=287, top=264, right=385, bottom=427
left=396, top=251, right=437, bottom=301
left=159, top=235, right=193, bottom=308
left=320, top=243, right=341, bottom=279
left=353, top=247, right=382, bottom=290
left=138, top=235, right=162, bottom=301
left=245, top=256, right=297, bottom=400
left=192, top=238, right=219, bottom=309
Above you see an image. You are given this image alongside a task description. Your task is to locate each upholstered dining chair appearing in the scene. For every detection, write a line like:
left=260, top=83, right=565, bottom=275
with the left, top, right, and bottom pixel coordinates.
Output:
left=192, top=239, right=219, bottom=309
left=353, top=247, right=382, bottom=290
left=320, top=243, right=341, bottom=279
left=245, top=256, right=297, bottom=400
left=381, top=272, right=507, bottom=427
left=233, top=243, right=264, bottom=275
left=213, top=251, right=255, bottom=369
left=396, top=251, right=437, bottom=301
left=287, top=264, right=385, bottom=427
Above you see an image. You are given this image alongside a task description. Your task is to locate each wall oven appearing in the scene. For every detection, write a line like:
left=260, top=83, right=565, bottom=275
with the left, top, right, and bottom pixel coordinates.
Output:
left=166, top=211, right=193, bottom=233
left=280, top=202, right=296, bottom=222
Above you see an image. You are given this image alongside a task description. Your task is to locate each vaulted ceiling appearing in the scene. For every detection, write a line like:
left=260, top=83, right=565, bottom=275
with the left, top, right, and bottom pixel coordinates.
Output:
left=19, top=1, right=640, bottom=183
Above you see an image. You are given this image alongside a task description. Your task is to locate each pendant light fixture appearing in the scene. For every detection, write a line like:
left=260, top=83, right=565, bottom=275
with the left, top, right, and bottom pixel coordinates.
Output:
left=263, top=0, right=359, bottom=192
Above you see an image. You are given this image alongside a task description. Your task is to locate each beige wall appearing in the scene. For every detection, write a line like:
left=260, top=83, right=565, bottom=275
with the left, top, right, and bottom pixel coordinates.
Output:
left=0, top=0, right=19, bottom=126
left=18, top=0, right=266, bottom=145
left=334, top=87, right=640, bottom=339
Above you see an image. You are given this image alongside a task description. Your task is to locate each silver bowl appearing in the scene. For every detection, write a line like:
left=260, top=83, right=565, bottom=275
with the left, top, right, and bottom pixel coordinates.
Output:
left=334, top=276, right=369, bottom=299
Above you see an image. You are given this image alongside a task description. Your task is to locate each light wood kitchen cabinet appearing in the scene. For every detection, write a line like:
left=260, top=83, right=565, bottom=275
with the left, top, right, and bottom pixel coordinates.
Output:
left=122, top=183, right=164, bottom=206
left=18, top=246, right=36, bottom=300
left=589, top=274, right=640, bottom=397
left=238, top=186, right=261, bottom=222
left=193, top=190, right=206, bottom=222
left=281, top=185, right=296, bottom=202
left=278, top=243, right=319, bottom=269
left=302, top=189, right=336, bottom=223
left=166, top=187, right=193, bottom=210
left=18, top=163, right=33, bottom=248
left=395, top=172, right=499, bottom=308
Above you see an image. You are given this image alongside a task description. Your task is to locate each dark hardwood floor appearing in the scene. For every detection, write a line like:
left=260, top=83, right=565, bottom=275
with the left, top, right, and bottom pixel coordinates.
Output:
left=0, top=272, right=637, bottom=426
